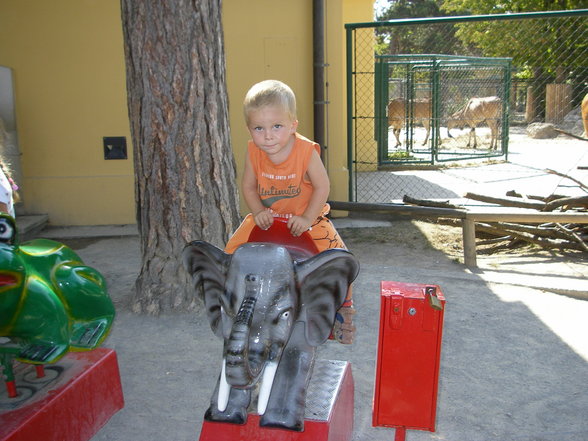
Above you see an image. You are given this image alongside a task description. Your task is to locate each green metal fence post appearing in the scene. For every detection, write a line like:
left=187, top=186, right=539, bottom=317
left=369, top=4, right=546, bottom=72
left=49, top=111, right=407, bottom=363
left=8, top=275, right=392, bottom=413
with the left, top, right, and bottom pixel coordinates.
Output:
left=431, top=58, right=440, bottom=164
left=503, top=60, right=512, bottom=161
left=345, top=25, right=354, bottom=202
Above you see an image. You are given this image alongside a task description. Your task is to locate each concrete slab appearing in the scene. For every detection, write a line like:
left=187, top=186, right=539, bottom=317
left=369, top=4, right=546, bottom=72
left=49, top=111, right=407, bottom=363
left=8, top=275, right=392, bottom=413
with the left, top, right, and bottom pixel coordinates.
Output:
left=14, top=214, right=48, bottom=242
left=40, top=224, right=139, bottom=240
left=359, top=126, right=588, bottom=203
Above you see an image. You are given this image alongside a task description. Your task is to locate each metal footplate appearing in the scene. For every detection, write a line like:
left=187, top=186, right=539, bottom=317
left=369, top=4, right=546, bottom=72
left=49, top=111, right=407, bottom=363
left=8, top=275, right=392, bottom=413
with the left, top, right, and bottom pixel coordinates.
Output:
left=200, top=359, right=354, bottom=441
left=304, top=359, right=348, bottom=421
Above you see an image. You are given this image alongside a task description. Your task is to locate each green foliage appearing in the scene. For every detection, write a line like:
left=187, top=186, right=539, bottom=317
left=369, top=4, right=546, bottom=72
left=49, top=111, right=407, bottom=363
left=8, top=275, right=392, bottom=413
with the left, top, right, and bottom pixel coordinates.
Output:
left=376, top=1, right=587, bottom=72
left=376, top=0, right=441, bottom=21
left=373, top=1, right=588, bottom=111
left=438, top=1, right=588, bottom=105
left=375, top=0, right=473, bottom=56
left=388, top=150, right=415, bottom=160
left=442, top=0, right=586, bottom=14
left=444, top=15, right=586, bottom=79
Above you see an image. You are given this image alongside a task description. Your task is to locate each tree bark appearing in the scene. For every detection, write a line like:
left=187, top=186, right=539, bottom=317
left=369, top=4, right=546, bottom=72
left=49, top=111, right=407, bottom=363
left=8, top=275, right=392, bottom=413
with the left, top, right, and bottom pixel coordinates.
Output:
left=120, top=0, right=240, bottom=314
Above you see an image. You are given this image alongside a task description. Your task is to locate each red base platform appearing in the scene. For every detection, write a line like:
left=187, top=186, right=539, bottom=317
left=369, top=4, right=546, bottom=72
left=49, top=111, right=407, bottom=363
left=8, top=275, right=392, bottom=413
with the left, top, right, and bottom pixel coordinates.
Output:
left=0, top=348, right=124, bottom=441
left=199, top=360, right=354, bottom=441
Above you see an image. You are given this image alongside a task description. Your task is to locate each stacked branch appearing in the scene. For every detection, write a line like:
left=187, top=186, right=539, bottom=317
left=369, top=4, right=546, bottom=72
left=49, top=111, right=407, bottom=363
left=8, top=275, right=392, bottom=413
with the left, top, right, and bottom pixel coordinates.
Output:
left=403, top=170, right=588, bottom=255
left=474, top=221, right=588, bottom=253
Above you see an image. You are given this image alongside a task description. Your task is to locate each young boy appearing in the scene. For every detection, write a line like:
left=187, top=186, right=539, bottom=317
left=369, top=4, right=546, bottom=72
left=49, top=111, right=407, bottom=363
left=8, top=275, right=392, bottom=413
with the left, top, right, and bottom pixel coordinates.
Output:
left=224, top=79, right=355, bottom=344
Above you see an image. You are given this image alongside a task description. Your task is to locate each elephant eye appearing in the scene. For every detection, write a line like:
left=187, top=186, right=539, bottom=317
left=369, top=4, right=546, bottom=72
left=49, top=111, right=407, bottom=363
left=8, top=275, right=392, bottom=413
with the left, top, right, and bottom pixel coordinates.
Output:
left=279, top=310, right=291, bottom=320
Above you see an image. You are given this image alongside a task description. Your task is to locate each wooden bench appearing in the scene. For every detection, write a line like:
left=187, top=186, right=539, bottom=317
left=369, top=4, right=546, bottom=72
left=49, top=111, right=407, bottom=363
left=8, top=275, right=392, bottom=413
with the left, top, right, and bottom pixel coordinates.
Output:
left=329, top=201, right=588, bottom=268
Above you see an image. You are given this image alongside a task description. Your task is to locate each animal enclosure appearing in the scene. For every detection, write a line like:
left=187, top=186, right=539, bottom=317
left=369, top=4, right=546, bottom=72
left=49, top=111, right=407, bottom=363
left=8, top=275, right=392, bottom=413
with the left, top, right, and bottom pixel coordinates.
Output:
left=346, top=10, right=588, bottom=203
left=374, top=54, right=511, bottom=165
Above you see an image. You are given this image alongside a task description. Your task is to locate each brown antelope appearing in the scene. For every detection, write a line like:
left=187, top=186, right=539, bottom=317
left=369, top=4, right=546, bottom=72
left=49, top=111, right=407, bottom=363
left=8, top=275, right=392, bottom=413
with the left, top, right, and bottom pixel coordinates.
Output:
left=387, top=98, right=432, bottom=149
left=447, top=96, right=502, bottom=150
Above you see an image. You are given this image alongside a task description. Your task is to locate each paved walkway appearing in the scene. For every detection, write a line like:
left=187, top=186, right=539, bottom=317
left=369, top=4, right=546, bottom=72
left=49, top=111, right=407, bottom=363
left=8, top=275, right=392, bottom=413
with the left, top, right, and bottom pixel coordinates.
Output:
left=357, top=126, right=588, bottom=203
left=75, top=224, right=587, bottom=441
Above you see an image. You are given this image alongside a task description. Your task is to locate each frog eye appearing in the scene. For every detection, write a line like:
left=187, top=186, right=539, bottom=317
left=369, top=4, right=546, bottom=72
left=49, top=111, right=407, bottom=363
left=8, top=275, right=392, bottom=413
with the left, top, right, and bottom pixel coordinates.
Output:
left=0, top=218, right=15, bottom=242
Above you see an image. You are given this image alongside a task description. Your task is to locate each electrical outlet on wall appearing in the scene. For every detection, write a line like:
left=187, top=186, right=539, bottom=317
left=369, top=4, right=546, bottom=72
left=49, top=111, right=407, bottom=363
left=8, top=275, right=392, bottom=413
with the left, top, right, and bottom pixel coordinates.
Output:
left=103, top=137, right=127, bottom=160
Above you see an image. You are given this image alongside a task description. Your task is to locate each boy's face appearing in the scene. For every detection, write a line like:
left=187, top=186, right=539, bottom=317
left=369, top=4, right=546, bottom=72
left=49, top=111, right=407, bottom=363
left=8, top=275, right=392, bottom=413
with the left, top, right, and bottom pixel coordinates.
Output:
left=247, top=105, right=298, bottom=158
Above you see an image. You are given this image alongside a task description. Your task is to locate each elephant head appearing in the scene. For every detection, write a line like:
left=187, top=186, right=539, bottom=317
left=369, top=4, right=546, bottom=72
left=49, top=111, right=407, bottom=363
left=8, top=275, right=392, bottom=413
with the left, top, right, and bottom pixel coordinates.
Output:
left=182, top=240, right=359, bottom=420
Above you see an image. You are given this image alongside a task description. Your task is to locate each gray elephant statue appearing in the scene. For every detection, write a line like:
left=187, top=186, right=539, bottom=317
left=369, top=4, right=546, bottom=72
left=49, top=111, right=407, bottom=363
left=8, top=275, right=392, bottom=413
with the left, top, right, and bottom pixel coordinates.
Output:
left=182, top=236, right=359, bottom=432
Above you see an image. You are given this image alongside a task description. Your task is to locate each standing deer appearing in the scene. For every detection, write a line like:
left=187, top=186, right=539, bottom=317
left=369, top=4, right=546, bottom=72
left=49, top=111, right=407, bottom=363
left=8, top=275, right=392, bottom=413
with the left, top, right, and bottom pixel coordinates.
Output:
left=387, top=98, right=432, bottom=150
left=447, top=96, right=502, bottom=150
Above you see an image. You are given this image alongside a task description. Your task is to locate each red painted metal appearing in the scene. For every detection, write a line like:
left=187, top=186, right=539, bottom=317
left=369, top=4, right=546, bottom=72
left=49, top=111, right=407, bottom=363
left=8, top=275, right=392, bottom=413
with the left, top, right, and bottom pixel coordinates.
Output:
left=247, top=218, right=319, bottom=255
left=5, top=381, right=17, bottom=399
left=372, top=281, right=445, bottom=441
left=199, top=362, right=354, bottom=441
left=0, top=348, right=124, bottom=441
left=394, top=427, right=406, bottom=441
left=34, top=365, right=45, bottom=378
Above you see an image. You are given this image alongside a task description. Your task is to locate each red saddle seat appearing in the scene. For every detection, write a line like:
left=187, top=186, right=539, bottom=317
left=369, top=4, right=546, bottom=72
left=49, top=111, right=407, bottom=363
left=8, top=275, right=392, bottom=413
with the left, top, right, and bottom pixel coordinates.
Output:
left=247, top=218, right=319, bottom=257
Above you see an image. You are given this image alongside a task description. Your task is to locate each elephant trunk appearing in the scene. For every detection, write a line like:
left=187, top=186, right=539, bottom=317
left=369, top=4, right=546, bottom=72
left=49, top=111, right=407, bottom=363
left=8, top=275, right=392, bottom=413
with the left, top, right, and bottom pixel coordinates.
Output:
left=224, top=274, right=264, bottom=388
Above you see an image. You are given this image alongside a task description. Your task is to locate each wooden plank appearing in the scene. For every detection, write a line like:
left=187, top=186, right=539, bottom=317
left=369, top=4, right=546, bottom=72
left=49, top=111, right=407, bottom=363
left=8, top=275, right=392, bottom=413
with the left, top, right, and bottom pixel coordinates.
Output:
left=328, top=201, right=467, bottom=219
left=466, top=211, right=588, bottom=223
left=328, top=200, right=587, bottom=268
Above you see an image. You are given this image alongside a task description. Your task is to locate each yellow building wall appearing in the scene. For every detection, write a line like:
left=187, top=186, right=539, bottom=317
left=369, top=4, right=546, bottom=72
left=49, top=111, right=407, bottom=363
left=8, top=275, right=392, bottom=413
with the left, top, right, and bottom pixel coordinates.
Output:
left=324, top=1, right=377, bottom=204
left=0, top=0, right=374, bottom=225
left=223, top=1, right=313, bottom=216
left=0, top=0, right=134, bottom=225
left=224, top=0, right=375, bottom=216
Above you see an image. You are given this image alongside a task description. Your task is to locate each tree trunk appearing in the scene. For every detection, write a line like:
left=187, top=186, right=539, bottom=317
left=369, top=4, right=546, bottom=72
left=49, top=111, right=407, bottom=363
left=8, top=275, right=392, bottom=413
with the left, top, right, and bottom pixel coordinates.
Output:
left=120, top=0, right=240, bottom=314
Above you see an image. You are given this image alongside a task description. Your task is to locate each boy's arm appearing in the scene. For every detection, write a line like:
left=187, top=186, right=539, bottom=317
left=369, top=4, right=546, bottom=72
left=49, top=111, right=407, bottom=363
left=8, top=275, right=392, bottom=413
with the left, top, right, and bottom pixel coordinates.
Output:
left=288, top=150, right=330, bottom=236
left=242, top=155, right=274, bottom=230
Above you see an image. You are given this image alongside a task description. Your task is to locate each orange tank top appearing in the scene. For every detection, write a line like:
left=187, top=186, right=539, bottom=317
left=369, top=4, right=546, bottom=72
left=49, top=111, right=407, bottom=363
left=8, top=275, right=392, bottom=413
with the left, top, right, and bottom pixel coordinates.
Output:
left=248, top=133, right=322, bottom=218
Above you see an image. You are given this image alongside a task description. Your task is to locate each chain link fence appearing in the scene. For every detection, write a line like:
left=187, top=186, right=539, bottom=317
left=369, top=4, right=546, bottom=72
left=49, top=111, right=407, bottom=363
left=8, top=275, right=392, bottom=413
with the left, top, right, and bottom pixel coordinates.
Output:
left=346, top=10, right=588, bottom=203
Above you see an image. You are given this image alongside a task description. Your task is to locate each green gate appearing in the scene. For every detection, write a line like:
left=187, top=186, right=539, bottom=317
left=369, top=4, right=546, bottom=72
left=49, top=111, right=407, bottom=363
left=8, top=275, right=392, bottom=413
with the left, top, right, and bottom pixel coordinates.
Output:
left=374, top=55, right=511, bottom=165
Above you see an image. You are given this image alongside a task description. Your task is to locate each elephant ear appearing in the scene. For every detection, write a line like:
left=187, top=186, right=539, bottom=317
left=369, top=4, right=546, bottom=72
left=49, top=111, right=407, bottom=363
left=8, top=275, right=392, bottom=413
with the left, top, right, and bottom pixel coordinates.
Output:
left=295, top=249, right=360, bottom=346
left=182, top=241, right=230, bottom=338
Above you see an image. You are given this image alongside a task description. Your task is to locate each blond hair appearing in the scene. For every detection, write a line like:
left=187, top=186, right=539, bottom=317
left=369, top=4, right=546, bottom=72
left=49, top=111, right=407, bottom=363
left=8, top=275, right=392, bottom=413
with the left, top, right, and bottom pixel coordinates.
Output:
left=243, top=80, right=297, bottom=123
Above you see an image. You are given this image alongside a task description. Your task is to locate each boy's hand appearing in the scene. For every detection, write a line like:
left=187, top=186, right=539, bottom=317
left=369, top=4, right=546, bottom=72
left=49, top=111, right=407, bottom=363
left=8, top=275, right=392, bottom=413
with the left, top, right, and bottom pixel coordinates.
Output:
left=253, top=210, right=274, bottom=230
left=287, top=215, right=312, bottom=237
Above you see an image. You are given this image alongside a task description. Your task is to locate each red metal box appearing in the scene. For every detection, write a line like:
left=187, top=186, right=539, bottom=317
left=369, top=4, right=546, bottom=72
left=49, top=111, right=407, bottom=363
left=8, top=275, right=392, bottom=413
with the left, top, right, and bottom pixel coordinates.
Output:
left=372, top=281, right=445, bottom=436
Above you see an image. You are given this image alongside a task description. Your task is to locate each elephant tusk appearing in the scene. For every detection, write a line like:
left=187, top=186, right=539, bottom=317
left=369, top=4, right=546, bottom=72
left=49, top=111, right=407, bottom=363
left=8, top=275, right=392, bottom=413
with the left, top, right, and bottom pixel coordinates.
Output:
left=217, top=358, right=230, bottom=412
left=258, top=361, right=278, bottom=415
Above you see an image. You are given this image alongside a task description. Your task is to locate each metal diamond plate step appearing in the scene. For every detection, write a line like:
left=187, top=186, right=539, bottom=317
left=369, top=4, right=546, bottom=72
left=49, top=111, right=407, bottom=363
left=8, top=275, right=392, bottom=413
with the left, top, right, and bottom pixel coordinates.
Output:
left=304, top=359, right=348, bottom=421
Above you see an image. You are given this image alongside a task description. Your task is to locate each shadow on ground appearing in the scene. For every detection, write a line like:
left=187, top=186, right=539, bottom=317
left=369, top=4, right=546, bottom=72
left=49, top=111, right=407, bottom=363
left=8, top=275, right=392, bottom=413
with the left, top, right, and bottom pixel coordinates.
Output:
left=57, top=219, right=588, bottom=441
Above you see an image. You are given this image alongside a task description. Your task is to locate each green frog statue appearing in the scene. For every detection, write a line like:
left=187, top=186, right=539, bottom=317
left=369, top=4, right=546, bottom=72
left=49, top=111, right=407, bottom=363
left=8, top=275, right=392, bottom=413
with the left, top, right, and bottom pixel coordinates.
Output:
left=0, top=213, right=115, bottom=393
